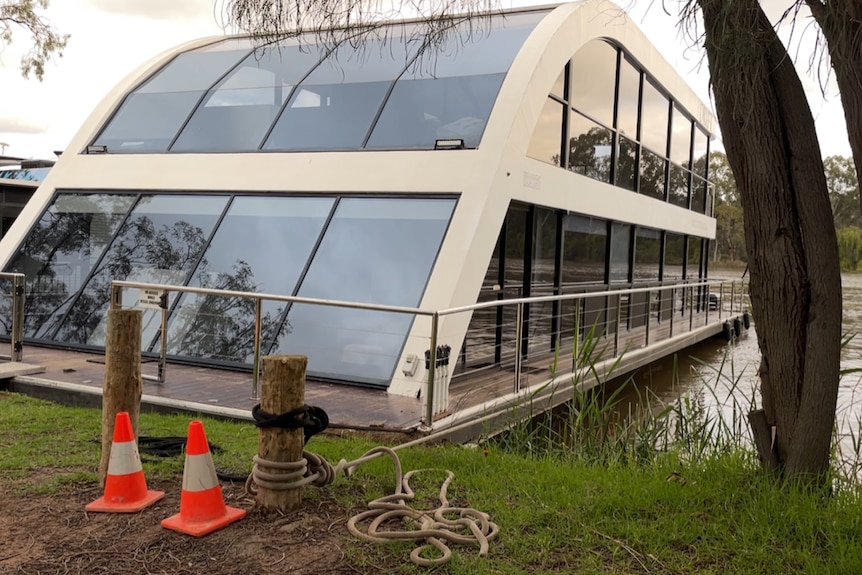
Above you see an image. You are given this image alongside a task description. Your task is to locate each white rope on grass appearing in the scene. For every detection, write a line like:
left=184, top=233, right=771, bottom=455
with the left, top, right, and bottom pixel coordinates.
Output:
left=246, top=446, right=498, bottom=567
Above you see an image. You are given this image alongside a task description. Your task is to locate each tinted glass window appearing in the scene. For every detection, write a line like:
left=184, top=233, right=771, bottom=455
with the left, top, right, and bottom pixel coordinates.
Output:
left=691, top=175, right=707, bottom=214
left=367, top=19, right=537, bottom=149
left=609, top=222, right=631, bottom=283
left=664, top=232, right=685, bottom=280
left=165, top=197, right=335, bottom=363
left=687, top=236, right=702, bottom=279
left=551, top=67, right=566, bottom=100
left=670, top=105, right=692, bottom=167
left=172, top=43, right=329, bottom=152
left=265, top=36, right=420, bottom=151
left=617, top=57, right=640, bottom=140
left=668, top=164, right=690, bottom=208
left=527, top=97, right=564, bottom=166
left=55, top=195, right=229, bottom=346
left=568, top=111, right=612, bottom=183
left=570, top=40, right=617, bottom=127
left=617, top=135, right=637, bottom=192
left=693, top=127, right=709, bottom=179
left=640, top=147, right=666, bottom=201
left=93, top=44, right=251, bottom=153
left=640, top=79, right=668, bottom=156
left=634, top=227, right=661, bottom=281
left=367, top=74, right=504, bottom=149
left=3, top=194, right=136, bottom=338
left=562, top=215, right=606, bottom=285
left=532, top=207, right=557, bottom=289
left=273, top=197, right=455, bottom=385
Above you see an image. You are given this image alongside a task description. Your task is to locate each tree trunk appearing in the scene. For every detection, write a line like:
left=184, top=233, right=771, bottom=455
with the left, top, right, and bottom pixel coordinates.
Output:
left=804, top=0, right=862, bottom=214
left=698, top=1, right=842, bottom=480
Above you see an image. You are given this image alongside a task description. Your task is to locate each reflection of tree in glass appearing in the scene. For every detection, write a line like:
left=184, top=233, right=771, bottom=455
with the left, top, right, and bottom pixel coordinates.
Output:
left=567, top=126, right=612, bottom=182
left=169, top=260, right=291, bottom=363
left=639, top=149, right=667, bottom=201
left=57, top=217, right=210, bottom=344
left=2, top=195, right=132, bottom=337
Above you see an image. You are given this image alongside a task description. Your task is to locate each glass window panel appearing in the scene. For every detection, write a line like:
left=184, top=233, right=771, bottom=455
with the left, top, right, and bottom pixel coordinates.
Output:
left=273, top=198, right=455, bottom=385
left=687, top=236, right=702, bottom=279
left=634, top=227, right=661, bottom=282
left=640, top=79, right=668, bottom=156
left=172, top=43, right=329, bottom=152
left=366, top=18, right=539, bottom=150
left=670, top=105, right=692, bottom=167
left=616, top=135, right=637, bottom=191
left=640, top=147, right=666, bottom=201
left=609, top=222, right=631, bottom=283
left=2, top=194, right=136, bottom=339
left=367, top=74, right=504, bottom=149
left=664, top=232, right=685, bottom=280
left=617, top=57, right=640, bottom=140
left=263, top=35, right=424, bottom=151
left=693, top=127, right=709, bottom=179
left=527, top=98, right=564, bottom=166
left=567, top=111, right=612, bottom=183
left=691, top=175, right=707, bottom=214
left=165, top=196, right=335, bottom=363
left=93, top=46, right=251, bottom=153
left=532, top=207, right=557, bottom=289
left=551, top=67, right=566, bottom=100
left=570, top=40, right=617, bottom=127
left=562, top=215, right=606, bottom=285
left=668, top=164, right=690, bottom=209
left=54, top=195, right=229, bottom=346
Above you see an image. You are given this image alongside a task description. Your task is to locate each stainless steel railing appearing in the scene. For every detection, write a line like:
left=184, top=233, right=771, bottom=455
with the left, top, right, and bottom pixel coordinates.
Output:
left=109, top=278, right=750, bottom=427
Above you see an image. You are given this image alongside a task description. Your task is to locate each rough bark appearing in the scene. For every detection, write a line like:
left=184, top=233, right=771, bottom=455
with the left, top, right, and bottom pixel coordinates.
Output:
left=256, top=355, right=306, bottom=512
left=698, top=1, right=842, bottom=480
left=804, top=0, right=862, bottom=214
left=99, top=309, right=143, bottom=488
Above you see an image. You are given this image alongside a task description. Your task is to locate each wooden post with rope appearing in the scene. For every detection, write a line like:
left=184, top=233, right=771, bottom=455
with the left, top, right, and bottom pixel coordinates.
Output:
left=257, top=355, right=307, bottom=511
left=99, top=309, right=143, bottom=488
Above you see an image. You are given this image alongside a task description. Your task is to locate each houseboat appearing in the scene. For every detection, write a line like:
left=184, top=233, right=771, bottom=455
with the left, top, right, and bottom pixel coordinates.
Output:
left=0, top=1, right=738, bottom=435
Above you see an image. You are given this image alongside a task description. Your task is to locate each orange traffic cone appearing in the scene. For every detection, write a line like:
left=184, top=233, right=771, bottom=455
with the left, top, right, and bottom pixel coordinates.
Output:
left=161, top=420, right=246, bottom=537
left=86, top=411, right=165, bottom=513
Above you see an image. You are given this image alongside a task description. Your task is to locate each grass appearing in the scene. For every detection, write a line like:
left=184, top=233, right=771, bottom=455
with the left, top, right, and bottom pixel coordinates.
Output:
left=4, top=390, right=862, bottom=573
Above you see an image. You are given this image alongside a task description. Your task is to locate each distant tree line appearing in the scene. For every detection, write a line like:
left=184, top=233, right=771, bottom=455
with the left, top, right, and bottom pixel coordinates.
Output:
left=712, top=152, right=860, bottom=272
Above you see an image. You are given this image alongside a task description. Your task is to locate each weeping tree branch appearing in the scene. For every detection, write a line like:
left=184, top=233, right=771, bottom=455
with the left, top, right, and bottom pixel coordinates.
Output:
left=215, top=0, right=501, bottom=54
left=0, top=0, right=68, bottom=81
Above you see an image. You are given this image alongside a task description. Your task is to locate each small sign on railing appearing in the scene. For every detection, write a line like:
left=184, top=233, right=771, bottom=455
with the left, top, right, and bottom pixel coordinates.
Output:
left=139, top=288, right=167, bottom=310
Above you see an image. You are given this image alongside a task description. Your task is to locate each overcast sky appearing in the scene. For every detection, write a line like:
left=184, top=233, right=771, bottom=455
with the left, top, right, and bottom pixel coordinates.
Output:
left=0, top=0, right=850, bottom=161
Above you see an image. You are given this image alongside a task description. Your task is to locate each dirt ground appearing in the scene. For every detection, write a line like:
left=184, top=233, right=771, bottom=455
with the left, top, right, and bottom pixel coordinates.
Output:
left=0, top=478, right=370, bottom=575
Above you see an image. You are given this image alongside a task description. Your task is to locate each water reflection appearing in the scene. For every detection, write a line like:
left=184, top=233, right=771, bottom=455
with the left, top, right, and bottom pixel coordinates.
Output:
left=613, top=270, right=862, bottom=462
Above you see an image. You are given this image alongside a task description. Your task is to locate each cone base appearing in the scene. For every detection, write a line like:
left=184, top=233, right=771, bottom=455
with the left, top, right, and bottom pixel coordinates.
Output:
left=86, top=489, right=165, bottom=513
left=161, top=505, right=246, bottom=537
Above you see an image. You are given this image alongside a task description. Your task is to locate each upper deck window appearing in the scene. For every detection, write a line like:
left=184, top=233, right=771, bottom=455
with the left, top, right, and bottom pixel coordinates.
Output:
left=90, top=11, right=546, bottom=154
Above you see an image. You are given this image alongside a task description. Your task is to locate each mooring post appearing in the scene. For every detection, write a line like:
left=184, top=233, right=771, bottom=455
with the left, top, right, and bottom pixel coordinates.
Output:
left=100, top=308, right=143, bottom=488
left=257, top=355, right=306, bottom=512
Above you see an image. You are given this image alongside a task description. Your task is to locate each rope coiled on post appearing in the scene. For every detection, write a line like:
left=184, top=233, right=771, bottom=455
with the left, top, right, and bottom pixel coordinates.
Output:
left=246, top=439, right=499, bottom=567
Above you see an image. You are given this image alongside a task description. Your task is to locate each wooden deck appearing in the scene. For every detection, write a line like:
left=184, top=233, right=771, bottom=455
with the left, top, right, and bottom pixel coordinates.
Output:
left=0, top=307, right=744, bottom=438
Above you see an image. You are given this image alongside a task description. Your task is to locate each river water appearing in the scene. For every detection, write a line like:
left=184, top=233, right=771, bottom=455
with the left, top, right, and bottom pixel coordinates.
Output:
left=619, top=268, right=862, bottom=457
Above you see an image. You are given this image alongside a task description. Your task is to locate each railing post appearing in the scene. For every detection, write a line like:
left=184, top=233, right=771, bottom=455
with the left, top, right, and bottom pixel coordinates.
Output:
left=252, top=298, right=263, bottom=401
left=688, top=285, right=694, bottom=331
left=10, top=274, right=24, bottom=362
left=719, top=283, right=724, bottom=321
left=514, top=302, right=523, bottom=393
left=425, top=313, right=439, bottom=426
left=573, top=297, right=581, bottom=373
left=614, top=294, right=622, bottom=356
left=644, top=288, right=651, bottom=348
left=157, top=293, right=168, bottom=384
left=730, top=282, right=736, bottom=315
left=669, top=288, right=675, bottom=338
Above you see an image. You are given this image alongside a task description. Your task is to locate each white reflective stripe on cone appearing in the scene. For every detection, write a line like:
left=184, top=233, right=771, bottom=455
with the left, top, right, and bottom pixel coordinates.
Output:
left=182, top=452, right=219, bottom=492
left=106, top=440, right=143, bottom=476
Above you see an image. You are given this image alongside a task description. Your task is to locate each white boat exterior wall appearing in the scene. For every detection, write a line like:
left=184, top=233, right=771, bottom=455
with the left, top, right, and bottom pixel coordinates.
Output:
left=0, top=1, right=717, bottom=400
